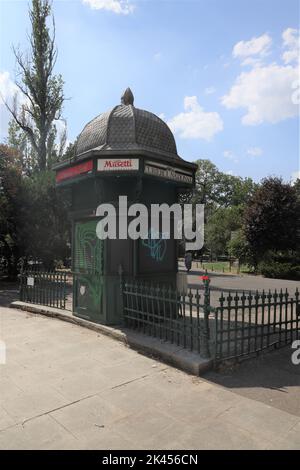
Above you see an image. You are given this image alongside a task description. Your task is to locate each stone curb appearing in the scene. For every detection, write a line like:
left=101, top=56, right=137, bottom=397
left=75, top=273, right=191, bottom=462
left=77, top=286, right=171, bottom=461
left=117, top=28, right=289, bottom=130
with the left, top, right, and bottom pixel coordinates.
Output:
left=10, top=301, right=213, bottom=376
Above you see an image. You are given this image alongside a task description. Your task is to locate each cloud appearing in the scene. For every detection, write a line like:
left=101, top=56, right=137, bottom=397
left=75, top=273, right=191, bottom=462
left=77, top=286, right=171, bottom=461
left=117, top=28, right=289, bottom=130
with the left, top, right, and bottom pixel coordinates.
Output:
left=223, top=29, right=300, bottom=125
left=0, top=71, right=19, bottom=102
left=222, top=62, right=299, bottom=125
left=282, top=28, right=299, bottom=64
left=240, top=57, right=263, bottom=67
left=204, top=86, right=216, bottom=95
left=0, top=71, right=27, bottom=138
left=82, top=0, right=134, bottom=15
left=167, top=96, right=223, bottom=141
left=233, top=33, right=272, bottom=60
left=223, top=150, right=239, bottom=163
left=247, top=147, right=263, bottom=156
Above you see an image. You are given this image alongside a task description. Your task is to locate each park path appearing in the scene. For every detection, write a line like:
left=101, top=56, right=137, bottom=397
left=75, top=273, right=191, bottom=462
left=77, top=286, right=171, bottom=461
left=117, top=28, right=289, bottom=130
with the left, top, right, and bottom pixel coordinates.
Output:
left=0, top=306, right=299, bottom=449
left=183, top=262, right=300, bottom=306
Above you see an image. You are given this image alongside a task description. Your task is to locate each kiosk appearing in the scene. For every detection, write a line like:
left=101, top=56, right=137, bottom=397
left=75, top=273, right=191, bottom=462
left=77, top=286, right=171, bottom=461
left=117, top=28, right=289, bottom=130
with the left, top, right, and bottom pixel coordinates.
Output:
left=53, top=89, right=196, bottom=324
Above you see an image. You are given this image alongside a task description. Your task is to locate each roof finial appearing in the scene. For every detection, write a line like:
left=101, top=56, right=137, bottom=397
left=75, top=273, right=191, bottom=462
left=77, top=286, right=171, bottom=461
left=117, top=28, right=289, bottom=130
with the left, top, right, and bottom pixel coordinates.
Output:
left=121, top=87, right=134, bottom=106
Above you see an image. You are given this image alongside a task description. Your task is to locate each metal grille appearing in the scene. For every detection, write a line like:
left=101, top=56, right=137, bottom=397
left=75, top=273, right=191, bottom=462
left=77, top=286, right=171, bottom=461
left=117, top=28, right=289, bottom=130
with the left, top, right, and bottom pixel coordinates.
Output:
left=122, top=281, right=211, bottom=358
left=215, top=289, right=300, bottom=362
left=19, top=271, right=67, bottom=310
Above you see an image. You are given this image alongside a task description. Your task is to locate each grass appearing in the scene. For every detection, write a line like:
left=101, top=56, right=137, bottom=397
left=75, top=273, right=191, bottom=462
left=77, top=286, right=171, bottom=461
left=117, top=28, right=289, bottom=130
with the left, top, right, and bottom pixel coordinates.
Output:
left=193, top=261, right=252, bottom=275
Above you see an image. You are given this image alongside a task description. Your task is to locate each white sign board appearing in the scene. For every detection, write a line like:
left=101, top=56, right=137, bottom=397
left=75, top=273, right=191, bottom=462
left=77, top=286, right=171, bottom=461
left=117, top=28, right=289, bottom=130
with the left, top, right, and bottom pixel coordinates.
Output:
left=27, top=277, right=34, bottom=287
left=98, top=159, right=139, bottom=172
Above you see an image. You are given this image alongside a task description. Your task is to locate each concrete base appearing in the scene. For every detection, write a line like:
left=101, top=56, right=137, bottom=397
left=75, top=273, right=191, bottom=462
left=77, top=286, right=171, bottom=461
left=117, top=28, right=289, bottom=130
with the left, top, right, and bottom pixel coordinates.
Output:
left=10, top=301, right=212, bottom=376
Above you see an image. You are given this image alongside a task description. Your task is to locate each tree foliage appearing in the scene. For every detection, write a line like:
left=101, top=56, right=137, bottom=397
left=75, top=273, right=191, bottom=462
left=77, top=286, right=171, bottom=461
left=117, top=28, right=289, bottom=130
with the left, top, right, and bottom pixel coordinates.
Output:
left=18, top=171, right=71, bottom=269
left=193, top=159, right=257, bottom=211
left=0, top=143, right=71, bottom=275
left=0, top=145, right=23, bottom=277
left=244, top=177, right=300, bottom=265
left=192, top=159, right=257, bottom=258
left=5, top=0, right=65, bottom=171
left=205, top=206, right=243, bottom=258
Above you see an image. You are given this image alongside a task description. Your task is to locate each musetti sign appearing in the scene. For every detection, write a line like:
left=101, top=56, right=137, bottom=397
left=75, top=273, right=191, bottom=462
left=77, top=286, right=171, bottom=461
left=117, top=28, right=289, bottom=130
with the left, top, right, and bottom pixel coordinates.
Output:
left=97, top=158, right=139, bottom=171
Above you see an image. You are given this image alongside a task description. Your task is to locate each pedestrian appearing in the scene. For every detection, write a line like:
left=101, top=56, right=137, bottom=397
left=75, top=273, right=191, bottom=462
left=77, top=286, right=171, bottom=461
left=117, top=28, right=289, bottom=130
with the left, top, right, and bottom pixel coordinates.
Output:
left=184, top=252, right=192, bottom=272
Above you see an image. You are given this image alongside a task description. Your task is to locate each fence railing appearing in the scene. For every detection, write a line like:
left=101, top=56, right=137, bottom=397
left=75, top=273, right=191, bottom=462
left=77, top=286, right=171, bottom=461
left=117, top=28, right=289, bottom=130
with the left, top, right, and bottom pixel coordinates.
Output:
left=17, top=268, right=300, bottom=365
left=122, top=279, right=213, bottom=358
left=215, top=288, right=300, bottom=362
left=19, top=270, right=67, bottom=310
left=121, top=277, right=300, bottom=364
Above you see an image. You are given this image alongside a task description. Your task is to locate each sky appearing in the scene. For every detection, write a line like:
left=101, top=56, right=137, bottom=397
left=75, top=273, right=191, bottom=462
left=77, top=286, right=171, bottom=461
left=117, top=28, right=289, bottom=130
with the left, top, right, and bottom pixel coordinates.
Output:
left=0, top=0, right=299, bottom=183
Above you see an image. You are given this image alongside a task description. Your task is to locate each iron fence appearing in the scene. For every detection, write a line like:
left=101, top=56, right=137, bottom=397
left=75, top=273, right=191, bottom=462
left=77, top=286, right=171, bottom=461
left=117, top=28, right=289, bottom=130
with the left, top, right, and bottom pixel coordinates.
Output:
left=215, top=288, right=300, bottom=362
left=121, top=278, right=300, bottom=364
left=18, top=267, right=300, bottom=365
left=121, top=280, right=212, bottom=357
left=19, top=270, right=67, bottom=309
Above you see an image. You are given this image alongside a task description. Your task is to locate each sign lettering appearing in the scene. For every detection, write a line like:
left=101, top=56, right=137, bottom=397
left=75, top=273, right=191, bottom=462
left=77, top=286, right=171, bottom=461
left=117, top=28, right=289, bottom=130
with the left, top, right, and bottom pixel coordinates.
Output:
left=98, top=159, right=139, bottom=172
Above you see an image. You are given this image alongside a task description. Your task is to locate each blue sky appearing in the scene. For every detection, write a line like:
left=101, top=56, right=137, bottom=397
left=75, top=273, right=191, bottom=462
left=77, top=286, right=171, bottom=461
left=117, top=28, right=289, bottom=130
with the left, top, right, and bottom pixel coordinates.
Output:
left=0, top=0, right=299, bottom=182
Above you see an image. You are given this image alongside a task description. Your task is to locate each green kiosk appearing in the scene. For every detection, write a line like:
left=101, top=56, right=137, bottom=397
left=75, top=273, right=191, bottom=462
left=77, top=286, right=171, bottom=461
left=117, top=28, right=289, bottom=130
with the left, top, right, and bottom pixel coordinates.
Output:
left=53, top=89, right=196, bottom=325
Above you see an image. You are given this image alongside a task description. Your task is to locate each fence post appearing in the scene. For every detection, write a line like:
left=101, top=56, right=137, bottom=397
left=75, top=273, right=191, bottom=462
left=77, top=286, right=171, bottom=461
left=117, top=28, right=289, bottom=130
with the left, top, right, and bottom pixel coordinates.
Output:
left=202, top=276, right=211, bottom=359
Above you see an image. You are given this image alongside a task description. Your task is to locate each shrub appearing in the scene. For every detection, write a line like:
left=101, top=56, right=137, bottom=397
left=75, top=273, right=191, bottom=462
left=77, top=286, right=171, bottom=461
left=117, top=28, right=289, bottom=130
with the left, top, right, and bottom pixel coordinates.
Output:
left=258, top=261, right=300, bottom=280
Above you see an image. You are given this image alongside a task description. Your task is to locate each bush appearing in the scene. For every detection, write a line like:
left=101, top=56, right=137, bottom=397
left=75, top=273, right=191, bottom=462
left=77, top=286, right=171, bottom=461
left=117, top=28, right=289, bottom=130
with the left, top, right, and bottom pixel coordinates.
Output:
left=289, top=265, right=300, bottom=280
left=259, top=261, right=300, bottom=280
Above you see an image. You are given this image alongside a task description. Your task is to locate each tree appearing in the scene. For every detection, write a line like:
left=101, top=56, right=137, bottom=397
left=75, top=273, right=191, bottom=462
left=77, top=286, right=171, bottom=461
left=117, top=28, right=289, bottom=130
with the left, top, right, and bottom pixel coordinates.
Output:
left=0, top=145, right=23, bottom=278
left=7, top=119, right=35, bottom=175
left=18, top=171, right=71, bottom=269
left=244, top=177, right=300, bottom=266
left=193, top=159, right=257, bottom=212
left=191, top=159, right=257, bottom=257
left=227, top=230, right=250, bottom=267
left=205, top=206, right=243, bottom=258
left=5, top=0, right=64, bottom=171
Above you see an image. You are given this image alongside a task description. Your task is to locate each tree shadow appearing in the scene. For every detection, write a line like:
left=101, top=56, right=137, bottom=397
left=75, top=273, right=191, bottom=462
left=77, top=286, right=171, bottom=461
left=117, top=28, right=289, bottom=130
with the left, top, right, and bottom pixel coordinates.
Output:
left=205, top=345, right=300, bottom=391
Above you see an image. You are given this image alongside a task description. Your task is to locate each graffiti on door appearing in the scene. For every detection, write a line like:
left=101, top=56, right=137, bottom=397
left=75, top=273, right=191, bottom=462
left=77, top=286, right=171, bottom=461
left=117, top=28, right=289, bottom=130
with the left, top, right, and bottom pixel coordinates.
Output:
left=141, top=228, right=168, bottom=262
left=75, top=220, right=104, bottom=310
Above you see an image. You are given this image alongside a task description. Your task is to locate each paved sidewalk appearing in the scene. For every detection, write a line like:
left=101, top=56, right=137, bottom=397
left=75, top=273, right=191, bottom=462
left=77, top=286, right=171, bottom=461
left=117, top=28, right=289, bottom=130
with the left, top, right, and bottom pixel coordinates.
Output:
left=0, top=307, right=299, bottom=449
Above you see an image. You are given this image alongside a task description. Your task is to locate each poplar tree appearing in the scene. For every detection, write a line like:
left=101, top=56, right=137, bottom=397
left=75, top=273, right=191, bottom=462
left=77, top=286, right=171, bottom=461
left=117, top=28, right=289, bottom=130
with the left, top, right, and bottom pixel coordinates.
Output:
left=6, top=0, right=64, bottom=171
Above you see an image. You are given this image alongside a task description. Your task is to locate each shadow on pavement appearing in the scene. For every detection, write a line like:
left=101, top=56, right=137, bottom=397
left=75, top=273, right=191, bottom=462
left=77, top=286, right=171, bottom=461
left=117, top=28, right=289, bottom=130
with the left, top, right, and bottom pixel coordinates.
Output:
left=204, top=345, right=300, bottom=416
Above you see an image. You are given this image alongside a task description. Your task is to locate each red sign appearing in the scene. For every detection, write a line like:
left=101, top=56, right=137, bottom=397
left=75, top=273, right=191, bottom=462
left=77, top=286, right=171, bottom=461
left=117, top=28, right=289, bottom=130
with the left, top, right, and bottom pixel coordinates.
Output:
left=56, top=160, right=93, bottom=183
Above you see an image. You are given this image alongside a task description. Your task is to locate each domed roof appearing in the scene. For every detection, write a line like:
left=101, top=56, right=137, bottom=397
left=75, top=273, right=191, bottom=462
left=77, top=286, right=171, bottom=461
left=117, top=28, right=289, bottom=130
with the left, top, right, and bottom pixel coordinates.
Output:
left=75, top=88, right=179, bottom=161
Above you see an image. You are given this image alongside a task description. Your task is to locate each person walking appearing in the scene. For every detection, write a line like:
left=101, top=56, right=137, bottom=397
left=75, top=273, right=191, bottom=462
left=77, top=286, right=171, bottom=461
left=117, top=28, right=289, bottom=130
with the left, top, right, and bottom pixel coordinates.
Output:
left=184, top=252, right=192, bottom=272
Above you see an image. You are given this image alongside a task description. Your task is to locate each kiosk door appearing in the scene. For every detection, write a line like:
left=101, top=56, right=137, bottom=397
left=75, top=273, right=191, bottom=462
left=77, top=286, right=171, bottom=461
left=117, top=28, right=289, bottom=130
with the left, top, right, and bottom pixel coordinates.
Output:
left=73, top=219, right=104, bottom=322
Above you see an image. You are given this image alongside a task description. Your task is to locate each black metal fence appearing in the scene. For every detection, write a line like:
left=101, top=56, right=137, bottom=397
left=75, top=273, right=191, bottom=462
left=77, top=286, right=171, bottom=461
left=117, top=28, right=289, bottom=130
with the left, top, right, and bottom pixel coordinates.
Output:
left=17, top=268, right=300, bottom=365
left=215, top=289, right=300, bottom=362
left=19, top=270, right=67, bottom=309
left=121, top=279, right=300, bottom=364
left=122, top=280, right=212, bottom=357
